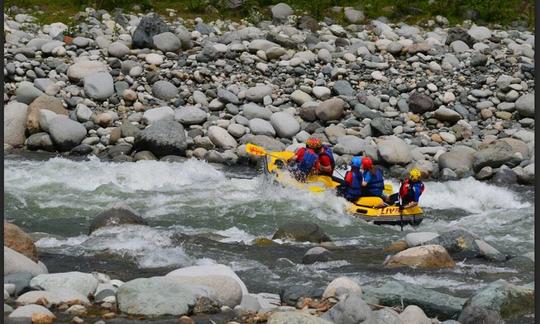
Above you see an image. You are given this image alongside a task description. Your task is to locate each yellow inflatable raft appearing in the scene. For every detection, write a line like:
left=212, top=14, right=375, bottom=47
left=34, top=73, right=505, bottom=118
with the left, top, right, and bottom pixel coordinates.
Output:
left=247, top=144, right=423, bottom=226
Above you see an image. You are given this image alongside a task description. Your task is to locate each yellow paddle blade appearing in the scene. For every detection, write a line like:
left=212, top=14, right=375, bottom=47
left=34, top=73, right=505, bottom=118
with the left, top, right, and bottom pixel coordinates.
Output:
left=245, top=143, right=267, bottom=156
left=384, top=183, right=393, bottom=195
left=308, top=186, right=326, bottom=193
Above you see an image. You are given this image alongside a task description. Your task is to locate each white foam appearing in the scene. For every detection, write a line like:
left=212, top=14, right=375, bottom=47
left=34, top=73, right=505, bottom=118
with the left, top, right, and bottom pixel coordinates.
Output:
left=215, top=227, right=257, bottom=244
left=417, top=177, right=530, bottom=213
left=391, top=273, right=486, bottom=292
left=36, top=225, right=193, bottom=269
left=5, top=156, right=226, bottom=193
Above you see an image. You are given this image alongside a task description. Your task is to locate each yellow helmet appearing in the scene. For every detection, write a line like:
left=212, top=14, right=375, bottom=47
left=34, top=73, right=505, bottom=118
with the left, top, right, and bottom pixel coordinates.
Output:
left=409, top=168, right=421, bottom=181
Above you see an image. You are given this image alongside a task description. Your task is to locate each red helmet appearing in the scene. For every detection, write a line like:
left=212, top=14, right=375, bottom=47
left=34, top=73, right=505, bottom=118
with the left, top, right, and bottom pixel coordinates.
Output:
left=361, top=157, right=373, bottom=169
left=306, top=137, right=322, bottom=149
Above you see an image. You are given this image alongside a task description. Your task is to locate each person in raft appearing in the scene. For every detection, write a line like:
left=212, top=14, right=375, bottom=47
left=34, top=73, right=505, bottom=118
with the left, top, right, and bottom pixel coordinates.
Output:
left=336, top=156, right=363, bottom=202
left=288, top=137, right=335, bottom=181
left=388, top=168, right=425, bottom=209
left=359, top=157, right=385, bottom=199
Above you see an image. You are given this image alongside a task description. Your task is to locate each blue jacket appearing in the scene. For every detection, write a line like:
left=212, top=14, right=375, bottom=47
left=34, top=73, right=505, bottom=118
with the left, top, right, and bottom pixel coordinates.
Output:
left=363, top=168, right=384, bottom=197
left=344, top=169, right=363, bottom=201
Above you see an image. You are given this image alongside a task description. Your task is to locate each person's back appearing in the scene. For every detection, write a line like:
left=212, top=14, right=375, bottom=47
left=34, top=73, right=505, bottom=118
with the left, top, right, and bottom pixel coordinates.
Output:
left=317, top=145, right=335, bottom=177
left=336, top=156, right=363, bottom=202
left=360, top=157, right=385, bottom=197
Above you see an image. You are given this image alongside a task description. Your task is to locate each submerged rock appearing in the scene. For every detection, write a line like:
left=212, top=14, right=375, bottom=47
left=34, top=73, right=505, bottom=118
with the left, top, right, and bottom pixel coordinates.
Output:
left=88, top=203, right=147, bottom=234
left=272, top=221, right=331, bottom=243
left=462, top=279, right=534, bottom=319
left=362, top=280, right=467, bottom=320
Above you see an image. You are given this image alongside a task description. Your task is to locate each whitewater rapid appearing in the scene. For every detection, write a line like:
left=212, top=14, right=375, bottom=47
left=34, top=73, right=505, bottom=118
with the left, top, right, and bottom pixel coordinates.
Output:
left=4, top=155, right=534, bottom=297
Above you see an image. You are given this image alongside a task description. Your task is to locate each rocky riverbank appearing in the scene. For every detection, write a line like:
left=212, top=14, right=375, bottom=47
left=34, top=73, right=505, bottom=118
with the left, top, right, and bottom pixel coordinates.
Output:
left=3, top=3, right=535, bottom=183
left=4, top=202, right=535, bottom=323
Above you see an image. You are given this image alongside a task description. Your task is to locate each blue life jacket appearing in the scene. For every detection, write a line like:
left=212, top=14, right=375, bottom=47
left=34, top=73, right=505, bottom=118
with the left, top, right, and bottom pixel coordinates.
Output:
left=297, top=148, right=318, bottom=174
left=366, top=168, right=384, bottom=196
left=344, top=169, right=363, bottom=201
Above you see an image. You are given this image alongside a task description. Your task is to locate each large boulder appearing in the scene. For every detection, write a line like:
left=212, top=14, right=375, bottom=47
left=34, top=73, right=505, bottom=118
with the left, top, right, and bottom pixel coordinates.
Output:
left=16, top=84, right=44, bottom=105
left=167, top=275, right=241, bottom=307
left=425, top=228, right=504, bottom=261
left=117, top=277, right=196, bottom=316
left=4, top=222, right=38, bottom=262
left=473, top=140, right=521, bottom=171
left=174, top=107, right=207, bottom=125
left=458, top=305, right=505, bottom=324
left=370, top=117, right=393, bottom=135
left=323, top=277, right=362, bottom=299
left=132, top=14, right=170, bottom=49
left=434, top=107, right=462, bottom=123
left=239, top=134, right=286, bottom=152
left=4, top=246, right=48, bottom=277
left=8, top=304, right=55, bottom=322
left=166, top=264, right=248, bottom=295
left=249, top=118, right=276, bottom=137
left=383, top=245, right=455, bottom=269
left=242, top=103, right=272, bottom=120
left=462, top=280, right=534, bottom=319
left=134, top=120, right=187, bottom=157
left=322, top=292, right=376, bottom=323
left=26, top=132, right=55, bottom=152
left=88, top=203, right=148, bottom=234
left=270, top=112, right=300, bottom=138
left=83, top=72, right=114, bottom=101
left=142, top=106, right=175, bottom=124
left=498, top=138, right=529, bottom=160
left=399, top=305, right=431, bottom=324
left=377, top=137, right=412, bottom=165
left=151, top=80, right=178, bottom=101
left=26, top=95, right=68, bottom=135
left=362, top=280, right=467, bottom=320
left=271, top=3, right=294, bottom=23
left=30, top=272, right=98, bottom=297
left=281, top=284, right=324, bottom=306
left=408, top=93, right=435, bottom=113
left=16, top=289, right=89, bottom=307
left=67, top=60, right=108, bottom=82
left=245, top=85, right=272, bottom=103
left=333, top=135, right=366, bottom=155
left=48, top=116, right=87, bottom=151
left=514, top=93, right=534, bottom=118
left=438, top=146, right=476, bottom=175
left=272, top=221, right=331, bottom=243
left=316, top=98, right=345, bottom=121
left=152, top=32, right=181, bottom=52
left=208, top=126, right=238, bottom=149
left=4, top=101, right=29, bottom=146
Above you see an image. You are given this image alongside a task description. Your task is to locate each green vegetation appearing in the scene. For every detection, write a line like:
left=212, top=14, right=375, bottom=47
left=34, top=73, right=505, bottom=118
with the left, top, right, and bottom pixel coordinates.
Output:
left=5, top=0, right=535, bottom=29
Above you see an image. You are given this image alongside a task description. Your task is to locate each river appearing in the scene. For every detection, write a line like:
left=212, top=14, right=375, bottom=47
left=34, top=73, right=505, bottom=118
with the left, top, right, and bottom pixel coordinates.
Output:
left=4, top=153, right=534, bottom=321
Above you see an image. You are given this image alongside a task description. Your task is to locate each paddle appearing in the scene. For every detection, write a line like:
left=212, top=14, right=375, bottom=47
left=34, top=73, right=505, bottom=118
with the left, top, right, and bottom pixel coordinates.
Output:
left=245, top=143, right=289, bottom=161
left=398, top=181, right=404, bottom=232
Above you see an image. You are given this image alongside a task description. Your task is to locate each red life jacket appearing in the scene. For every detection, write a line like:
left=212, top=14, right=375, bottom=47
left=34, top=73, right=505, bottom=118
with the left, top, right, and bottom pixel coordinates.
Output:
left=399, top=178, right=425, bottom=200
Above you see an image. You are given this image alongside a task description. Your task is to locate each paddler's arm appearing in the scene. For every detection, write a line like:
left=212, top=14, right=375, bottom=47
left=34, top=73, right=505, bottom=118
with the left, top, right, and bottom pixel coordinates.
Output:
left=403, top=201, right=418, bottom=209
